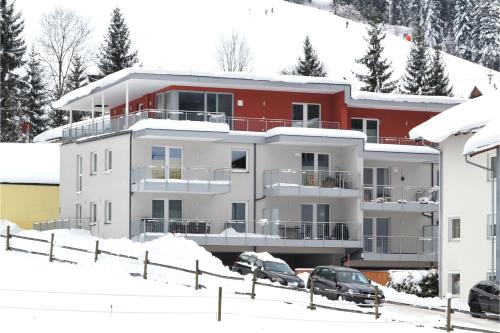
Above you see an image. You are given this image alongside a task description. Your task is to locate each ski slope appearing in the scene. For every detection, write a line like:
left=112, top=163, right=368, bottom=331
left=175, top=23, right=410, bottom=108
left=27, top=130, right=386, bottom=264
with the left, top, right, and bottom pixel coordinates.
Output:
left=17, top=0, right=499, bottom=98
left=1, top=221, right=497, bottom=332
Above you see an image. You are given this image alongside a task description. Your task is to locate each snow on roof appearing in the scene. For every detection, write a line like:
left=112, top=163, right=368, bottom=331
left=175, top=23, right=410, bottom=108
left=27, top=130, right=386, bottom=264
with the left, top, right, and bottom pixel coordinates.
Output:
left=53, top=68, right=349, bottom=109
left=33, top=115, right=109, bottom=143
left=128, top=118, right=230, bottom=133
left=265, top=127, right=366, bottom=140
left=365, top=143, right=438, bottom=154
left=409, top=93, right=500, bottom=143
left=351, top=91, right=465, bottom=105
left=0, top=143, right=60, bottom=184
left=463, top=115, right=500, bottom=155
left=242, top=251, right=287, bottom=264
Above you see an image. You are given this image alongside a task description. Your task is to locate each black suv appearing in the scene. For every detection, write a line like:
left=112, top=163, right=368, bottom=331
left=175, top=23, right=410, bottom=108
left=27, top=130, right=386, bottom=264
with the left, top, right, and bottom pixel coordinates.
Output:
left=231, top=252, right=305, bottom=288
left=307, top=266, right=384, bottom=304
left=468, top=280, right=499, bottom=317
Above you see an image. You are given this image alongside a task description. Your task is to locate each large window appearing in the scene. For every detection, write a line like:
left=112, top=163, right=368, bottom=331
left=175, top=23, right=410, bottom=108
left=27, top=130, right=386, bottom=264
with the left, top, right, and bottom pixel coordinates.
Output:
left=292, top=103, right=321, bottom=128
left=231, top=149, right=248, bottom=172
left=179, top=92, right=205, bottom=111
left=449, top=217, right=461, bottom=241
left=351, top=118, right=379, bottom=143
left=449, top=272, right=460, bottom=296
left=76, top=154, right=83, bottom=192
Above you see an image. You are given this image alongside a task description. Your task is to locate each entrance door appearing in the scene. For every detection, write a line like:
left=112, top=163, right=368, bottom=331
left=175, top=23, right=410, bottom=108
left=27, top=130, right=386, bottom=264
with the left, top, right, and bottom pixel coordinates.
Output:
left=301, top=204, right=330, bottom=239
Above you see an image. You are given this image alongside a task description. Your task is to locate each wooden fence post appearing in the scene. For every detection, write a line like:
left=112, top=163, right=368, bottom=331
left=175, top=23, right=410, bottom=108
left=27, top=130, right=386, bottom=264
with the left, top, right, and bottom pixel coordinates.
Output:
left=5, top=225, right=10, bottom=251
left=374, top=285, right=380, bottom=319
left=143, top=251, right=148, bottom=280
left=251, top=268, right=257, bottom=299
left=94, top=240, right=99, bottom=262
left=446, top=295, right=453, bottom=332
left=217, top=287, right=222, bottom=322
left=308, top=278, right=316, bottom=310
left=195, top=259, right=199, bottom=290
left=49, top=233, right=54, bottom=262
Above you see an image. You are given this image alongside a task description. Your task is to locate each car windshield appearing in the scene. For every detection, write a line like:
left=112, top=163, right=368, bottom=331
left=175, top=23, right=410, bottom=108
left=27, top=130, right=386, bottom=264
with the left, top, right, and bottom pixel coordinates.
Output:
left=264, top=261, right=294, bottom=275
left=337, top=271, right=369, bottom=284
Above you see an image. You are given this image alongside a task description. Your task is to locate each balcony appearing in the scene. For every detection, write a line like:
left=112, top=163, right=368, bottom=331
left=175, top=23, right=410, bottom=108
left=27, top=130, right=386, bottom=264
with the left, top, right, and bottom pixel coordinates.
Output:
left=131, top=166, right=231, bottom=194
left=362, top=185, right=439, bottom=212
left=133, top=218, right=361, bottom=249
left=62, top=109, right=341, bottom=143
left=366, top=136, right=427, bottom=146
left=264, top=169, right=359, bottom=198
left=362, top=236, right=438, bottom=262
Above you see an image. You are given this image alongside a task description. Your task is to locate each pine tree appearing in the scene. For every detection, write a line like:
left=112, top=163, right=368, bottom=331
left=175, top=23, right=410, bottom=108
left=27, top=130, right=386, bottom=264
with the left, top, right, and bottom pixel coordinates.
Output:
left=0, top=0, right=26, bottom=142
left=354, top=23, right=396, bottom=93
left=472, top=0, right=500, bottom=69
left=21, top=47, right=48, bottom=140
left=294, top=36, right=327, bottom=77
left=425, top=48, right=452, bottom=96
left=97, top=7, right=138, bottom=76
left=400, top=26, right=432, bottom=95
left=453, top=0, right=474, bottom=60
left=66, top=54, right=87, bottom=122
left=422, top=0, right=444, bottom=48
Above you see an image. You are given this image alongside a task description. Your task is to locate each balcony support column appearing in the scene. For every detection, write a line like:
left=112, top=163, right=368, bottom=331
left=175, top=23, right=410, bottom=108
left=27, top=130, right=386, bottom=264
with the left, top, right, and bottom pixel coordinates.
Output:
left=125, top=82, right=129, bottom=129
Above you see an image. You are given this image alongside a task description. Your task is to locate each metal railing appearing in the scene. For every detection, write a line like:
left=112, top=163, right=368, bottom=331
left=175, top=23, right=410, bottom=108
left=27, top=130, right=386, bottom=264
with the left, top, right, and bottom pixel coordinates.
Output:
left=264, top=169, right=358, bottom=193
left=366, top=136, right=425, bottom=146
left=32, top=218, right=92, bottom=231
left=134, top=218, right=359, bottom=242
left=363, top=236, right=438, bottom=255
left=62, top=109, right=341, bottom=142
left=131, top=165, right=231, bottom=192
left=363, top=185, right=439, bottom=203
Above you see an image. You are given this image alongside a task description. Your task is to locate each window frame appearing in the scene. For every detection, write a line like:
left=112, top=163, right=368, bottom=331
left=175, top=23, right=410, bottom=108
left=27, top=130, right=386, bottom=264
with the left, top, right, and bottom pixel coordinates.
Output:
left=448, top=216, right=461, bottom=241
left=104, top=201, right=112, bottom=224
left=448, top=272, right=461, bottom=296
left=350, top=118, right=380, bottom=143
left=291, top=103, right=322, bottom=128
left=231, top=149, right=249, bottom=173
left=90, top=151, right=98, bottom=175
left=231, top=201, right=248, bottom=222
left=104, top=149, right=112, bottom=173
left=90, top=202, right=97, bottom=225
left=76, top=154, right=83, bottom=193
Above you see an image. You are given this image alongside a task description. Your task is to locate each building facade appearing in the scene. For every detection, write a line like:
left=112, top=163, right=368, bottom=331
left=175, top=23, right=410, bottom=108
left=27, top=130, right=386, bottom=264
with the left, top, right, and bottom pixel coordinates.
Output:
left=52, top=69, right=463, bottom=269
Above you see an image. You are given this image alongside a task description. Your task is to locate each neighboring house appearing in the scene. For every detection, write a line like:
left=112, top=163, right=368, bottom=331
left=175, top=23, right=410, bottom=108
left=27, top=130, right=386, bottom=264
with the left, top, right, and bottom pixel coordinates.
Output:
left=0, top=143, right=60, bottom=229
left=41, top=68, right=465, bottom=269
left=410, top=93, right=499, bottom=299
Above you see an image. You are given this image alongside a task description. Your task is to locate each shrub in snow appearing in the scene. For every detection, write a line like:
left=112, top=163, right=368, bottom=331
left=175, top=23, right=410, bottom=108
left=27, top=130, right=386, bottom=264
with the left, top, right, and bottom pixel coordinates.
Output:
left=387, top=269, right=438, bottom=298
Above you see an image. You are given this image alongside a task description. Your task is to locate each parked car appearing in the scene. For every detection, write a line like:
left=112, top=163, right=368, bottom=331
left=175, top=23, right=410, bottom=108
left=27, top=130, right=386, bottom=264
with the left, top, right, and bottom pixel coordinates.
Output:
left=468, top=280, right=499, bottom=317
left=307, top=266, right=385, bottom=304
left=231, top=252, right=305, bottom=288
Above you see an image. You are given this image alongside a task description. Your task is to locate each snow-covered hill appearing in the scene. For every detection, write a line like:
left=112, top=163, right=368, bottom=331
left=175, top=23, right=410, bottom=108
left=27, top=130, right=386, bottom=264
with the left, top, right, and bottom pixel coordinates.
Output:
left=18, top=0, right=499, bottom=98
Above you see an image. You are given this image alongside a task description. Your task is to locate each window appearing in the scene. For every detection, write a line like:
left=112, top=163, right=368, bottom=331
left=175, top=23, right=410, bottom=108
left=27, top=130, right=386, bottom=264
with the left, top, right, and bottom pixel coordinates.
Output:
left=449, top=273, right=460, bottom=296
left=449, top=217, right=461, bottom=240
left=76, top=204, right=82, bottom=221
left=138, top=103, right=144, bottom=111
left=105, top=149, right=112, bottom=172
left=231, top=202, right=247, bottom=232
left=231, top=149, right=248, bottom=172
left=351, top=118, right=379, bottom=143
left=487, top=214, right=496, bottom=239
left=104, top=201, right=112, bottom=224
left=152, top=146, right=183, bottom=179
left=292, top=103, right=321, bottom=128
left=90, top=202, right=97, bottom=225
left=76, top=154, right=83, bottom=192
left=90, top=152, right=98, bottom=175
left=179, top=91, right=205, bottom=111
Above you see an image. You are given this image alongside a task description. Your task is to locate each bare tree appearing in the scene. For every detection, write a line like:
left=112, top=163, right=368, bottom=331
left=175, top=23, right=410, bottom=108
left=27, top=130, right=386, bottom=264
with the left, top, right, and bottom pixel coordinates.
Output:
left=215, top=30, right=252, bottom=72
left=38, top=7, right=91, bottom=101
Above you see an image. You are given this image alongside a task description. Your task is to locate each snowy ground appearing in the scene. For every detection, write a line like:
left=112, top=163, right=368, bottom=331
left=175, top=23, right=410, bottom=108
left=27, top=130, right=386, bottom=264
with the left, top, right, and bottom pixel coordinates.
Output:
left=0, top=222, right=497, bottom=332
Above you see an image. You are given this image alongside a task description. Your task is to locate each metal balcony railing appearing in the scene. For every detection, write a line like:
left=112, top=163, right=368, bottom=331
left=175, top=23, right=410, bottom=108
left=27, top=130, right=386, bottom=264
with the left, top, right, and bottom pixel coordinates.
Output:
left=131, top=165, right=231, bottom=192
left=363, top=185, right=439, bottom=203
left=264, top=169, right=358, bottom=193
left=366, top=136, right=425, bottom=146
left=134, top=218, right=359, bottom=242
left=32, top=218, right=92, bottom=231
left=61, top=109, right=341, bottom=142
left=363, top=236, right=438, bottom=255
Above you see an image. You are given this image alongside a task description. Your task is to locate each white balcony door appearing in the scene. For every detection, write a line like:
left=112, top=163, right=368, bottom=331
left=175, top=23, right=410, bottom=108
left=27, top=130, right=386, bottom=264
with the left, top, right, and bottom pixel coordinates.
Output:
left=302, top=153, right=330, bottom=186
left=364, top=167, right=390, bottom=200
left=231, top=202, right=247, bottom=233
left=152, top=199, right=183, bottom=233
left=301, top=203, right=330, bottom=239
left=263, top=208, right=279, bottom=235
left=292, top=103, right=321, bottom=128
left=363, top=217, right=390, bottom=253
left=351, top=118, right=379, bottom=143
left=152, top=146, right=183, bottom=180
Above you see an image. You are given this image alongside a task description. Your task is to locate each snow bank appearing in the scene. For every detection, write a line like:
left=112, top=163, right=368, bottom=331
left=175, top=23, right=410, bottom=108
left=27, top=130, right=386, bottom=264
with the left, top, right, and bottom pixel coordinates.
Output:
left=128, top=118, right=230, bottom=133
left=365, top=143, right=438, bottom=154
left=265, top=127, right=366, bottom=139
left=463, top=115, right=500, bottom=155
left=0, top=143, right=60, bottom=184
left=351, top=91, right=465, bottom=105
left=410, top=93, right=500, bottom=143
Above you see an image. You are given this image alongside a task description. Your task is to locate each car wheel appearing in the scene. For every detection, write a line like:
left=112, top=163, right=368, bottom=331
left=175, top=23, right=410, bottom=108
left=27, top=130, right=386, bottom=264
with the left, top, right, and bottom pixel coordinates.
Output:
left=469, top=300, right=482, bottom=318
